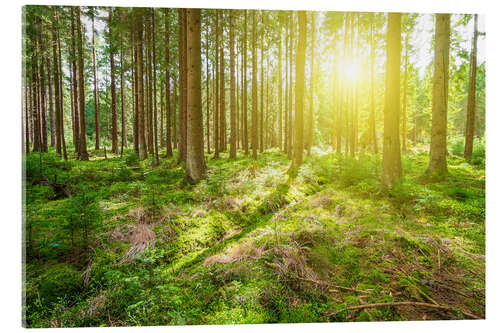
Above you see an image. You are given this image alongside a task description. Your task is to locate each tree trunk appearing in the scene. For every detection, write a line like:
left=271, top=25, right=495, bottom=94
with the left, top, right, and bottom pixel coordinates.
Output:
left=178, top=9, right=188, bottom=163
left=306, top=11, right=315, bottom=156
left=109, top=8, right=118, bottom=154
left=287, top=11, right=294, bottom=159
left=135, top=9, right=148, bottom=160
left=427, top=14, right=450, bottom=176
left=205, top=21, right=211, bottom=155
left=243, top=10, right=249, bottom=155
left=291, top=11, right=306, bottom=170
left=92, top=14, right=101, bottom=151
left=186, top=8, right=205, bottom=183
left=259, top=13, right=264, bottom=153
left=152, top=9, right=159, bottom=165
left=402, top=32, right=409, bottom=154
left=464, top=14, right=478, bottom=160
left=164, top=8, right=173, bottom=157
left=251, top=10, right=258, bottom=160
left=369, top=13, right=378, bottom=154
left=76, top=6, right=89, bottom=160
left=219, top=11, right=226, bottom=153
left=71, top=8, right=80, bottom=154
left=229, top=10, right=237, bottom=159
left=381, top=13, right=402, bottom=187
left=47, top=59, right=55, bottom=148
left=278, top=29, right=283, bottom=151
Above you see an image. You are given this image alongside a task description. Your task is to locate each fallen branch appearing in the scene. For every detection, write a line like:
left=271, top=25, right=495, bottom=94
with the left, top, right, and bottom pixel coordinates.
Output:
left=324, top=301, right=481, bottom=320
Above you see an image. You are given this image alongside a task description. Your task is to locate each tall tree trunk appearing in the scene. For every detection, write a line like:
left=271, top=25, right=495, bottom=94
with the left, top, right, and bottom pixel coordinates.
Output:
left=402, top=32, right=409, bottom=154
left=427, top=14, right=450, bottom=176
left=259, top=12, right=264, bottom=153
left=205, top=21, right=211, bottom=155
left=152, top=9, right=159, bottom=165
left=381, top=13, right=402, bottom=187
left=76, top=7, right=88, bottom=160
left=146, top=17, right=154, bottom=154
left=51, top=13, right=61, bottom=155
left=464, top=14, right=478, bottom=160
left=109, top=8, right=118, bottom=154
left=229, top=10, right=237, bottom=159
left=243, top=10, right=249, bottom=155
left=38, top=21, right=48, bottom=153
left=178, top=9, right=188, bottom=163
left=56, top=22, right=67, bottom=160
left=287, top=11, right=294, bottom=159
left=70, top=8, right=79, bottom=154
left=291, top=11, right=306, bottom=170
left=369, top=12, right=378, bottom=154
left=284, top=15, right=289, bottom=154
left=47, top=60, right=55, bottom=148
left=120, top=46, right=127, bottom=154
left=173, top=77, right=177, bottom=150
left=214, top=10, right=220, bottom=158
left=278, top=29, right=283, bottom=151
left=306, top=11, right=315, bottom=155
left=135, top=9, right=148, bottom=160
left=164, top=8, right=173, bottom=157
left=92, top=14, right=100, bottom=150
left=251, top=10, right=258, bottom=160
left=186, top=8, right=205, bottom=183
left=219, top=11, right=226, bottom=153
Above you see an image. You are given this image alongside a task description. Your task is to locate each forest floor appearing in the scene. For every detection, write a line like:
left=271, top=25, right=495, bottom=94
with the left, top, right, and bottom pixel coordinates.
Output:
left=23, top=144, right=485, bottom=327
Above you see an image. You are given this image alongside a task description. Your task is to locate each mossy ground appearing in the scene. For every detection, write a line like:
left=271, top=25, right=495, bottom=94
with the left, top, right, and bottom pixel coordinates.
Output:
left=23, top=145, right=485, bottom=327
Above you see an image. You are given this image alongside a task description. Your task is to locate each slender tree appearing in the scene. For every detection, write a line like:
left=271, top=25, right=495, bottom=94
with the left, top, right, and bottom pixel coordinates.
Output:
left=427, top=14, right=451, bottom=176
left=381, top=13, right=402, bottom=187
left=291, top=11, right=307, bottom=170
left=186, top=8, right=205, bottom=183
left=76, top=6, right=89, bottom=160
left=91, top=10, right=100, bottom=150
left=229, top=10, right=237, bottom=159
left=464, top=14, right=478, bottom=160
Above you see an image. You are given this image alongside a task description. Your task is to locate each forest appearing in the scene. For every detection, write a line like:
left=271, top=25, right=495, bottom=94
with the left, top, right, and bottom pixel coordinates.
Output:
left=22, top=5, right=485, bottom=327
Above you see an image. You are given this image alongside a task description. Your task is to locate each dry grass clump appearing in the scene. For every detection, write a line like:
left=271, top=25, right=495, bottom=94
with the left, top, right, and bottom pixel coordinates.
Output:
left=266, top=242, right=319, bottom=284
left=203, top=241, right=266, bottom=266
left=119, top=207, right=156, bottom=263
left=307, top=192, right=332, bottom=208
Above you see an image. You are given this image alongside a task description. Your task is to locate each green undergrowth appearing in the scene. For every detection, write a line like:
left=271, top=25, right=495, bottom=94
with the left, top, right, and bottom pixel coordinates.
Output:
left=23, top=146, right=485, bottom=327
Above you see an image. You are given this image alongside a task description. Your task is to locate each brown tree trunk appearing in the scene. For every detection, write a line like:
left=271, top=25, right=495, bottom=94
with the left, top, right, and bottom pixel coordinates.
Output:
left=427, top=14, right=450, bottom=176
left=38, top=21, right=48, bottom=153
left=278, top=29, right=283, bottom=151
left=178, top=9, right=188, bottom=163
left=76, top=6, right=88, bottom=160
left=464, top=14, right=478, bottom=160
left=214, top=10, right=220, bottom=158
left=109, top=8, right=118, bottom=154
left=251, top=10, right=258, bottom=160
left=284, top=14, right=289, bottom=154
left=135, top=9, right=148, bottom=160
left=51, top=13, right=61, bottom=155
left=186, top=8, right=205, bottom=183
left=291, top=11, right=306, bottom=170
left=152, top=9, right=159, bottom=165
left=205, top=21, right=211, bottom=155
left=381, top=13, right=402, bottom=187
left=71, top=8, right=80, bottom=154
left=219, top=10, right=226, bottom=153
left=259, top=12, right=264, bottom=153
left=402, top=32, right=409, bottom=154
left=306, top=11, right=315, bottom=155
left=229, top=10, right=237, bottom=159
left=47, top=60, right=55, bottom=148
left=242, top=10, right=249, bottom=155
left=92, top=14, right=100, bottom=151
left=287, top=11, right=294, bottom=159
left=164, top=8, right=173, bottom=157
left=369, top=13, right=378, bottom=154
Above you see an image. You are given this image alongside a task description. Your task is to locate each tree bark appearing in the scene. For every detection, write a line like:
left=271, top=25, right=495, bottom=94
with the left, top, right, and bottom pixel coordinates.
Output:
left=251, top=10, right=258, bottom=160
left=135, top=9, right=148, bottom=160
left=427, top=14, right=450, bottom=176
left=164, top=8, right=173, bottom=157
left=229, top=10, right=237, bottom=159
left=291, top=11, right=306, bottom=170
left=91, top=13, right=101, bottom=151
left=464, top=14, right=478, bottom=160
left=381, top=13, right=402, bottom=187
left=76, top=6, right=89, bottom=160
left=186, top=8, right=205, bottom=183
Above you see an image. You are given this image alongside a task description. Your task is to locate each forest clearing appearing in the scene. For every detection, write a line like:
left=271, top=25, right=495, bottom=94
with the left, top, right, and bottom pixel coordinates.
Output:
left=22, top=5, right=485, bottom=327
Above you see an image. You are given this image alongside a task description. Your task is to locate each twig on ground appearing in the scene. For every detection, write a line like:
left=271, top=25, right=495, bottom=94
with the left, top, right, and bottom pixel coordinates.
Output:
left=323, top=301, right=481, bottom=320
